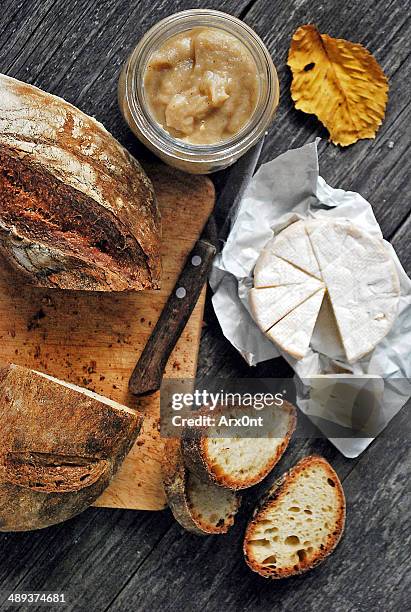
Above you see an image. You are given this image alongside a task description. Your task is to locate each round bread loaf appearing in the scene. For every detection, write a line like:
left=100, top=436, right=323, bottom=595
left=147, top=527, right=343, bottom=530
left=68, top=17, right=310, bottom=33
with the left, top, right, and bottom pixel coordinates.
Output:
left=0, top=74, right=161, bottom=291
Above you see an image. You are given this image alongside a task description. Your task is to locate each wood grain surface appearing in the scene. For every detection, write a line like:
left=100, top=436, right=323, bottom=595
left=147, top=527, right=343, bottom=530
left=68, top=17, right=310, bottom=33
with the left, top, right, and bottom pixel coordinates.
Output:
left=0, top=162, right=214, bottom=512
left=0, top=1, right=410, bottom=611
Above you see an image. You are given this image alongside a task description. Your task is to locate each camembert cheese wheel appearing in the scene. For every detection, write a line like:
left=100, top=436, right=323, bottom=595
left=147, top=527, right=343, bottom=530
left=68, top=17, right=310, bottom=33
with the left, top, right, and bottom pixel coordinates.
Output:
left=250, top=219, right=400, bottom=363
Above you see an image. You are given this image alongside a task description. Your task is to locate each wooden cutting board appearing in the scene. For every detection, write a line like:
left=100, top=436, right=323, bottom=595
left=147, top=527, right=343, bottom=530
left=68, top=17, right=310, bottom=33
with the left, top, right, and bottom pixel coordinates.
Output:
left=0, top=163, right=215, bottom=511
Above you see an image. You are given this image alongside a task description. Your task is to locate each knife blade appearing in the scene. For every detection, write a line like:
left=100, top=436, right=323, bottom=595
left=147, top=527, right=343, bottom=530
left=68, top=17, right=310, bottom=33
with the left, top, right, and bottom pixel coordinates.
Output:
left=129, top=138, right=264, bottom=396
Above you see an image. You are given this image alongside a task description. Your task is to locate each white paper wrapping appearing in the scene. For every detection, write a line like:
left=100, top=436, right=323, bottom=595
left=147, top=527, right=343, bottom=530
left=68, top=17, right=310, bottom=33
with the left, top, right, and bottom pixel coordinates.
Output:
left=210, top=140, right=411, bottom=457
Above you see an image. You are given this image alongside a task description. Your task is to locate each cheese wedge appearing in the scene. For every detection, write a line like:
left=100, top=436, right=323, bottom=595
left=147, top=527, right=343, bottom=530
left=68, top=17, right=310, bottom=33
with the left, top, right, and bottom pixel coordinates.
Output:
left=266, top=288, right=325, bottom=359
left=249, top=278, right=324, bottom=332
left=254, top=241, right=315, bottom=288
left=307, top=220, right=400, bottom=362
left=271, top=220, right=322, bottom=280
left=305, top=219, right=353, bottom=269
left=323, top=275, right=398, bottom=363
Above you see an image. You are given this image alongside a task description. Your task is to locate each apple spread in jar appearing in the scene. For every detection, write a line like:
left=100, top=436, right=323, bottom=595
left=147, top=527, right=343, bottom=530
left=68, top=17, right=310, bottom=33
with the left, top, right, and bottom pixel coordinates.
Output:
left=143, top=27, right=260, bottom=145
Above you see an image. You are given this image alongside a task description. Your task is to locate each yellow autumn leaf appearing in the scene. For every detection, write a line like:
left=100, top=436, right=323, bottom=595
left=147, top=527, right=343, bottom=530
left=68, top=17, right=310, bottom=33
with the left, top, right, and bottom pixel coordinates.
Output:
left=287, top=24, right=389, bottom=146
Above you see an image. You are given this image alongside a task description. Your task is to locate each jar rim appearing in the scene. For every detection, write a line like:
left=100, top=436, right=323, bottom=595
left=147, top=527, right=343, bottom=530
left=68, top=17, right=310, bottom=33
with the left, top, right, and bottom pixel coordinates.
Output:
left=123, top=9, right=279, bottom=166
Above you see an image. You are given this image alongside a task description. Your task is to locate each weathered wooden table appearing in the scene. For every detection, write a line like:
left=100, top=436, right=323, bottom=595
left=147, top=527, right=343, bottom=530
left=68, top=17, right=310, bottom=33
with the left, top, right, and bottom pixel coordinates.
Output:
left=0, top=1, right=410, bottom=610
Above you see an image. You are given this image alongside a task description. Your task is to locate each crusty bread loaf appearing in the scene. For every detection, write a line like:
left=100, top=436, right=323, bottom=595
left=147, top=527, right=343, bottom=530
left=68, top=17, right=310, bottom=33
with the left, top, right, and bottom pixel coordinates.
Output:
left=244, top=456, right=345, bottom=578
left=0, top=74, right=161, bottom=291
left=162, top=439, right=240, bottom=535
left=182, top=402, right=297, bottom=490
left=0, top=364, right=142, bottom=531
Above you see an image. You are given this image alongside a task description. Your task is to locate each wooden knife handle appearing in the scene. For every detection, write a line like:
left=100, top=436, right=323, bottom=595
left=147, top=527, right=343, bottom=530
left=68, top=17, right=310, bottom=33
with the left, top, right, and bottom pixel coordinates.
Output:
left=129, top=239, right=217, bottom=396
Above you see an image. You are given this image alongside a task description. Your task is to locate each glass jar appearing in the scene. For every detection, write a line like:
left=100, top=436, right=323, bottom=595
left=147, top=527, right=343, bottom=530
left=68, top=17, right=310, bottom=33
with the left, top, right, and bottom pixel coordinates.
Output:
left=118, top=9, right=279, bottom=174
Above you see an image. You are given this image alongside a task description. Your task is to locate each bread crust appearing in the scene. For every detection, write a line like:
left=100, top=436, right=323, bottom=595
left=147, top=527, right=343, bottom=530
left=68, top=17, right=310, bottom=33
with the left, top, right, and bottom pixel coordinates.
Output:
left=162, top=439, right=240, bottom=535
left=243, top=455, right=346, bottom=578
left=0, top=74, right=161, bottom=291
left=182, top=402, right=297, bottom=490
left=0, top=364, right=142, bottom=531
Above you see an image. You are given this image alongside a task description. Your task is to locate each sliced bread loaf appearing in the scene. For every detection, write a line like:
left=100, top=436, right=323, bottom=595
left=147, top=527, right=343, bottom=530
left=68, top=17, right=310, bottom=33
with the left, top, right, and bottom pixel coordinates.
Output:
left=0, top=364, right=142, bottom=531
left=244, top=455, right=345, bottom=578
left=162, top=439, right=240, bottom=535
left=0, top=74, right=161, bottom=292
left=182, top=402, right=296, bottom=490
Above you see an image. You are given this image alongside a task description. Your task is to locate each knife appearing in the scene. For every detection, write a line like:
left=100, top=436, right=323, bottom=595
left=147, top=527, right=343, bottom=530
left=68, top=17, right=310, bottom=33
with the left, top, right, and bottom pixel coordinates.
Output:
left=129, top=138, right=264, bottom=396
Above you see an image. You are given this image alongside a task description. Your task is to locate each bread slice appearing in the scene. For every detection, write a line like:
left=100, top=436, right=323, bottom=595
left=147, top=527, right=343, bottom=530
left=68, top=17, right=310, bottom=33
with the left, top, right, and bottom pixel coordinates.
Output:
left=182, top=402, right=296, bottom=490
left=244, top=456, right=345, bottom=578
left=0, top=364, right=142, bottom=531
left=162, top=439, right=240, bottom=535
